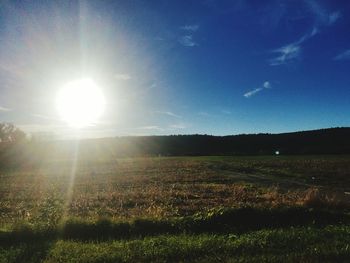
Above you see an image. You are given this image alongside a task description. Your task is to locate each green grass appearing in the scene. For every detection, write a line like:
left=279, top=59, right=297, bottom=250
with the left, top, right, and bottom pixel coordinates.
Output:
left=2, top=225, right=350, bottom=263
left=1, top=207, right=349, bottom=262
left=1, top=207, right=349, bottom=244
left=0, top=242, right=53, bottom=263
left=1, top=155, right=350, bottom=262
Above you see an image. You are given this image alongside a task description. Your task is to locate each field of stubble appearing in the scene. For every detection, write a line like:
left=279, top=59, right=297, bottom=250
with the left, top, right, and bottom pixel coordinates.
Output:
left=1, top=155, right=350, bottom=262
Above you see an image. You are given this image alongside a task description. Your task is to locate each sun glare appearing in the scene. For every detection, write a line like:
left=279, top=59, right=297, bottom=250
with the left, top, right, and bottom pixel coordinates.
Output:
left=56, top=78, right=106, bottom=128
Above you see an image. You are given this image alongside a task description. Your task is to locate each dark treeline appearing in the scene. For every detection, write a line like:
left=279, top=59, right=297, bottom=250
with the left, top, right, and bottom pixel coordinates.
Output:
left=1, top=127, right=350, bottom=170
left=73, top=127, right=350, bottom=157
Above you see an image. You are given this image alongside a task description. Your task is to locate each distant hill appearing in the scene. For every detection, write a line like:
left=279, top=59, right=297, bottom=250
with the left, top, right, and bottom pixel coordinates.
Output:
left=70, top=127, right=350, bottom=157
left=2, top=128, right=349, bottom=169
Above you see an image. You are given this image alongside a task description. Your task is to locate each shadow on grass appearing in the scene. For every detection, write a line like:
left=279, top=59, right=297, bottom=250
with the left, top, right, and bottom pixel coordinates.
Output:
left=1, top=206, right=349, bottom=244
left=0, top=240, right=55, bottom=263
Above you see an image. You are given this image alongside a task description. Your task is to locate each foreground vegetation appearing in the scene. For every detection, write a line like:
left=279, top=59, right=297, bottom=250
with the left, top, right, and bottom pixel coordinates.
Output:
left=1, top=155, right=350, bottom=262
left=1, top=225, right=350, bottom=262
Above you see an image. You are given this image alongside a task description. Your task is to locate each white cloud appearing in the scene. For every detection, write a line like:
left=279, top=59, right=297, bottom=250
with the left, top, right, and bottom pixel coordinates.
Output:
left=328, top=11, right=341, bottom=25
left=334, top=50, right=350, bottom=61
left=306, top=0, right=341, bottom=26
left=114, top=74, right=131, bottom=80
left=150, top=82, right=157, bottom=89
left=269, top=28, right=318, bottom=66
left=310, top=27, right=319, bottom=37
left=154, top=36, right=164, bottom=41
left=197, top=111, right=214, bottom=117
left=221, top=110, right=231, bottom=115
left=178, top=35, right=197, bottom=47
left=263, top=81, right=272, bottom=89
left=32, top=113, right=57, bottom=120
left=244, top=88, right=263, bottom=98
left=269, top=42, right=301, bottom=66
left=180, top=24, right=199, bottom=32
left=169, top=124, right=186, bottom=129
left=18, top=124, right=65, bottom=133
left=0, top=106, right=12, bottom=112
left=137, top=126, right=163, bottom=131
left=155, top=111, right=182, bottom=118
left=269, top=1, right=340, bottom=66
left=244, top=81, right=271, bottom=98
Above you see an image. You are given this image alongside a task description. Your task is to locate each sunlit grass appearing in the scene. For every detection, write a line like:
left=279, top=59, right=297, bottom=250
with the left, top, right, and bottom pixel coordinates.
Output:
left=1, top=156, right=350, bottom=262
left=1, top=156, right=350, bottom=228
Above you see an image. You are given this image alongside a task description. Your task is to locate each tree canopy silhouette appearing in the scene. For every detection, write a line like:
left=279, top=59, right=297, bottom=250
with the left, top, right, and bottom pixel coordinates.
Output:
left=0, top=123, right=27, bottom=169
left=0, top=123, right=26, bottom=144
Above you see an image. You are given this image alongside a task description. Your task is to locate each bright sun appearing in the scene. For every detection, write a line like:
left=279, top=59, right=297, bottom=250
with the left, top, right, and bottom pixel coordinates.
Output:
left=56, top=78, right=106, bottom=128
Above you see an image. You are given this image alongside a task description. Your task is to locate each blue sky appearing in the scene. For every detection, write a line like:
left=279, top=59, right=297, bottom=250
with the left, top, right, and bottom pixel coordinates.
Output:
left=0, top=0, right=349, bottom=138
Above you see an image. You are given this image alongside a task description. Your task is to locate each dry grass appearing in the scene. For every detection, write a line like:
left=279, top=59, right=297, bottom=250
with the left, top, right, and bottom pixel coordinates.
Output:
left=300, top=188, right=350, bottom=209
left=0, top=156, right=349, bottom=227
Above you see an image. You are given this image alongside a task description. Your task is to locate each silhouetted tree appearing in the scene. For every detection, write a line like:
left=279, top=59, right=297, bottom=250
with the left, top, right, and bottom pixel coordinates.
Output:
left=0, top=123, right=27, bottom=169
left=0, top=123, right=26, bottom=144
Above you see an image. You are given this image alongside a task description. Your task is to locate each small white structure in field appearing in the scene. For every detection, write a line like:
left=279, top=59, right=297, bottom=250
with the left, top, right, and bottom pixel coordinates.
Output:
left=275, top=150, right=280, bottom=155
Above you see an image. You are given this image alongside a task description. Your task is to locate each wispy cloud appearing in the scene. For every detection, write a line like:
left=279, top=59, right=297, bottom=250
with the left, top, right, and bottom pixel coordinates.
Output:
left=169, top=124, right=186, bottom=129
left=0, top=106, right=12, bottom=112
left=32, top=113, right=57, bottom=120
left=150, top=82, right=157, bottom=89
left=269, top=32, right=312, bottom=66
left=114, top=74, right=131, bottom=80
left=244, top=81, right=272, bottom=98
left=136, top=124, right=187, bottom=134
left=180, top=24, right=199, bottom=32
left=306, top=0, right=341, bottom=26
left=244, top=88, right=263, bottom=98
left=310, top=27, right=319, bottom=37
left=154, top=36, right=164, bottom=41
left=263, top=81, right=271, bottom=89
left=137, top=126, right=164, bottom=131
left=197, top=111, right=214, bottom=117
left=221, top=110, right=231, bottom=115
left=334, top=50, right=350, bottom=61
left=328, top=12, right=341, bottom=25
left=269, top=26, right=322, bottom=66
left=178, top=23, right=200, bottom=47
left=269, top=1, right=340, bottom=66
left=155, top=111, right=182, bottom=119
left=18, top=124, right=65, bottom=133
left=178, top=35, right=197, bottom=47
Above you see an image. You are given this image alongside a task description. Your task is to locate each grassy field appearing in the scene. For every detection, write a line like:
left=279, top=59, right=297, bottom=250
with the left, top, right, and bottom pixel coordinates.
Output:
left=0, top=155, right=350, bottom=262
